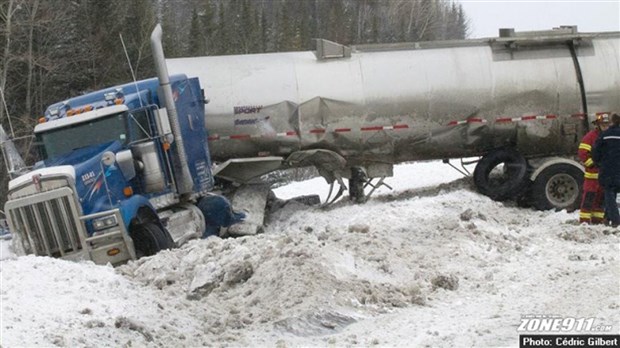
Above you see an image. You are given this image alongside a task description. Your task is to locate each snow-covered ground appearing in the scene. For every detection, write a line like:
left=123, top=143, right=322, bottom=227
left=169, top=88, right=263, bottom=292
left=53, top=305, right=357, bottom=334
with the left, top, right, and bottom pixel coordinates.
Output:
left=1, top=161, right=618, bottom=347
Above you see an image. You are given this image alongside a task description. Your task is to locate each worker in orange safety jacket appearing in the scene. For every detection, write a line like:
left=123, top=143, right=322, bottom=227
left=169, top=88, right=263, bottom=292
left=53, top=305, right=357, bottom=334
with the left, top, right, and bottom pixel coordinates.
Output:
left=578, top=113, right=610, bottom=224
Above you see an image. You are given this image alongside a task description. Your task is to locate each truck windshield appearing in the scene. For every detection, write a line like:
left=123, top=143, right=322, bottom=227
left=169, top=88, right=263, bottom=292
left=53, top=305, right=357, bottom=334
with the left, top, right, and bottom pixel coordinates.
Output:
left=36, top=112, right=128, bottom=160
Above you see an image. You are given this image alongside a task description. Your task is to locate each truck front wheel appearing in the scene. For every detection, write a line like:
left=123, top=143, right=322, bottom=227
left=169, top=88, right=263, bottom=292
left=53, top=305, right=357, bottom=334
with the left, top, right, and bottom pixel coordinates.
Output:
left=130, top=222, right=174, bottom=258
left=530, top=163, right=582, bottom=211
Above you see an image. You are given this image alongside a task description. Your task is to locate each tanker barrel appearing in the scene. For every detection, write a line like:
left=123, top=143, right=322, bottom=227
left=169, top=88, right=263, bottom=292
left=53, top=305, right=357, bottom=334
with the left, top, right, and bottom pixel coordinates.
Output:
left=166, top=28, right=620, bottom=164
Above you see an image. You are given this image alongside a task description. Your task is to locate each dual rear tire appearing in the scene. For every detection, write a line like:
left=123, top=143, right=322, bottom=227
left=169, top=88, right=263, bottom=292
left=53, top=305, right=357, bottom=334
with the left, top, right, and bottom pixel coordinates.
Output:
left=528, top=164, right=582, bottom=211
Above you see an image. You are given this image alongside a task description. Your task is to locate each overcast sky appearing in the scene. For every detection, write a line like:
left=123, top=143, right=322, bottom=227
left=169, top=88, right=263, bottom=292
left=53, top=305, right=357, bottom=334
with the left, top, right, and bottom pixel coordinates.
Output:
left=459, top=0, right=620, bottom=38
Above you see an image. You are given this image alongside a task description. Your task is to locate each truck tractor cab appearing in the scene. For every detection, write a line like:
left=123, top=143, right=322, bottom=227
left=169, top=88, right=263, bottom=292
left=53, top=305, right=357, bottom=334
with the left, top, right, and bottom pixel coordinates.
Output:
left=5, top=75, right=221, bottom=265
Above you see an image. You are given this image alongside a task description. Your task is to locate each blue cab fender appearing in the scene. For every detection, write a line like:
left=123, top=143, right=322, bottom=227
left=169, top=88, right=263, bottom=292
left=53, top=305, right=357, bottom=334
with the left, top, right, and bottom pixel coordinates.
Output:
left=117, top=195, right=159, bottom=233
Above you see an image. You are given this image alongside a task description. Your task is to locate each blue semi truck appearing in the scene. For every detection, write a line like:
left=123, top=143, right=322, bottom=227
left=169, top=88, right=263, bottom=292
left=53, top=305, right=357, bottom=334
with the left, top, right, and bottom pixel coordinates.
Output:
left=4, top=24, right=620, bottom=265
left=2, top=26, right=245, bottom=265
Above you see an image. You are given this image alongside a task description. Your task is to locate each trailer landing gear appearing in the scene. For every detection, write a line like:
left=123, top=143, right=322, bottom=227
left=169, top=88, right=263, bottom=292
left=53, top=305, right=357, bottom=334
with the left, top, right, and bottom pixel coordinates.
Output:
left=347, top=166, right=393, bottom=204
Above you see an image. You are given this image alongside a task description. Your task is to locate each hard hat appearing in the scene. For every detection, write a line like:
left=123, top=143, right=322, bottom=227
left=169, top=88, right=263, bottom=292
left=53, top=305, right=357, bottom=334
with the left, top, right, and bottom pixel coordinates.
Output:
left=592, top=113, right=610, bottom=124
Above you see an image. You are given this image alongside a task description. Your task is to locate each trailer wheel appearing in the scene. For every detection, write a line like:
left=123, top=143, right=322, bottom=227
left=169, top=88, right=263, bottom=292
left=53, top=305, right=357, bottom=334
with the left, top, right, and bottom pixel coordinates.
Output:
left=530, top=163, right=582, bottom=211
left=130, top=222, right=174, bottom=258
left=473, top=148, right=528, bottom=201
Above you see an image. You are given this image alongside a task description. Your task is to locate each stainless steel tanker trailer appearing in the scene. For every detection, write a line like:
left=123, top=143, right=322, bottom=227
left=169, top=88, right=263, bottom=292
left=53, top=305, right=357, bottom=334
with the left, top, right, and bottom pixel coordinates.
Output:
left=165, top=26, right=619, bottom=229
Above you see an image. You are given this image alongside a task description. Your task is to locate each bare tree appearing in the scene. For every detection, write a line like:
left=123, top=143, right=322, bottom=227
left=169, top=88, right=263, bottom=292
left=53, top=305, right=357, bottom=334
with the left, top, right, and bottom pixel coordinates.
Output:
left=23, top=0, right=37, bottom=116
left=0, top=0, right=24, bottom=123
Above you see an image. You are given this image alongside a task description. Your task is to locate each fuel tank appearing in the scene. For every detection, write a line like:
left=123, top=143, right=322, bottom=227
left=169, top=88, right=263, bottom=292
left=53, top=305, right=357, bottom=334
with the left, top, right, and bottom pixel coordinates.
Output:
left=167, top=27, right=620, bottom=168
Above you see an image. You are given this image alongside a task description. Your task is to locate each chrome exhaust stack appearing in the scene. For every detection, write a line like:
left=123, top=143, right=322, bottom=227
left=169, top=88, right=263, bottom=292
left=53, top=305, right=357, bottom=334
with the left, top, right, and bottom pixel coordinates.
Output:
left=0, top=122, right=27, bottom=179
left=150, top=24, right=194, bottom=195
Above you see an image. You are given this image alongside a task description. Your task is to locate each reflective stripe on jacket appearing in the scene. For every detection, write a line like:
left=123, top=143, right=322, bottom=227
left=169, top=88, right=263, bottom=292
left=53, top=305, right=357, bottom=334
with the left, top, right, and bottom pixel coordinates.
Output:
left=578, top=129, right=601, bottom=180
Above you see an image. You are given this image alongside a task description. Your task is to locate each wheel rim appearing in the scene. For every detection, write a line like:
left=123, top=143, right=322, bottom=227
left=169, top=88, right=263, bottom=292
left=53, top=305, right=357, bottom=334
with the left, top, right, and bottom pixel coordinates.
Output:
left=545, top=173, right=579, bottom=207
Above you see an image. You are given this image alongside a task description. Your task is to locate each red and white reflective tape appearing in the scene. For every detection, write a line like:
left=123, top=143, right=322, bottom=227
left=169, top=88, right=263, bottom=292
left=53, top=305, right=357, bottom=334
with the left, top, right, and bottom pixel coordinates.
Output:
left=447, top=118, right=487, bottom=126
left=505, top=114, right=553, bottom=123
left=276, top=131, right=299, bottom=137
left=208, top=133, right=263, bottom=141
left=448, top=114, right=559, bottom=126
left=207, top=112, right=590, bottom=141
left=311, top=124, right=409, bottom=133
left=208, top=124, right=409, bottom=141
left=361, top=124, right=410, bottom=131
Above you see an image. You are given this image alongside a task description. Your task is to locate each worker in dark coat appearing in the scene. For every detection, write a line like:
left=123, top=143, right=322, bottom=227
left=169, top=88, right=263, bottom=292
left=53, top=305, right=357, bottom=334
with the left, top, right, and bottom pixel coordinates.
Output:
left=592, top=113, right=620, bottom=227
left=198, top=194, right=246, bottom=238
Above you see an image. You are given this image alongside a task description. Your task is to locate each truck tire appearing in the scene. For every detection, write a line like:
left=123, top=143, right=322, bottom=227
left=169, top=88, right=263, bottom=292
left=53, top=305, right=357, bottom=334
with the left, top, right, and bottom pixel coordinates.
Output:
left=530, top=163, right=582, bottom=211
left=130, top=222, right=174, bottom=258
left=473, top=148, right=528, bottom=201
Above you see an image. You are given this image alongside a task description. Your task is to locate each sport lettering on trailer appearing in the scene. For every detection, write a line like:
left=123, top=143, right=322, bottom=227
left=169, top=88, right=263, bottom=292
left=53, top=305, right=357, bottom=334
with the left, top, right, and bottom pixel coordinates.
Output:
left=234, top=118, right=259, bottom=126
left=233, top=105, right=263, bottom=114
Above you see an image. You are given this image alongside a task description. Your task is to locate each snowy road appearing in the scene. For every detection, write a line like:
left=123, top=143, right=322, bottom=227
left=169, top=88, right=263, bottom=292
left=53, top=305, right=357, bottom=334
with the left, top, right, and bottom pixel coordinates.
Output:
left=1, top=161, right=618, bottom=347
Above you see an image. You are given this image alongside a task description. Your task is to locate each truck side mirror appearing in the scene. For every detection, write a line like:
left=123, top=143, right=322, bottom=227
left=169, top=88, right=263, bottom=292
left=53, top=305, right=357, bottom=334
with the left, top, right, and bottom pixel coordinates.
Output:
left=154, top=108, right=172, bottom=138
left=116, top=149, right=136, bottom=180
left=201, top=89, right=210, bottom=104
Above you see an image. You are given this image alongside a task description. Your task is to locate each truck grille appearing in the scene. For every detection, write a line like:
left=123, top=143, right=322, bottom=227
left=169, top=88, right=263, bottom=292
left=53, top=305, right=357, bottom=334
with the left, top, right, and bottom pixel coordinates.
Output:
left=6, top=187, right=84, bottom=257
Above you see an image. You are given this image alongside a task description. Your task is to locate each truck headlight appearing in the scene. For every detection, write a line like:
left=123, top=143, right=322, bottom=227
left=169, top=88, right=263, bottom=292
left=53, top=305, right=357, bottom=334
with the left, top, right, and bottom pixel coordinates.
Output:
left=92, top=215, right=118, bottom=231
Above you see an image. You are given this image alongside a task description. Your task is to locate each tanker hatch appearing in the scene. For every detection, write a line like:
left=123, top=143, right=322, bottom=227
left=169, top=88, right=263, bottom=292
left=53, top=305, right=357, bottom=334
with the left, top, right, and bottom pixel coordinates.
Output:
left=498, top=25, right=578, bottom=38
left=315, top=39, right=351, bottom=60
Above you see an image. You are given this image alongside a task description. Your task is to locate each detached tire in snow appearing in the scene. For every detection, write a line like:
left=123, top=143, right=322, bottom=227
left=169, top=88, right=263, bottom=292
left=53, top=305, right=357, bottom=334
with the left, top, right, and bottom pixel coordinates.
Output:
left=473, top=148, right=528, bottom=201
left=130, top=222, right=174, bottom=258
left=530, top=163, right=582, bottom=211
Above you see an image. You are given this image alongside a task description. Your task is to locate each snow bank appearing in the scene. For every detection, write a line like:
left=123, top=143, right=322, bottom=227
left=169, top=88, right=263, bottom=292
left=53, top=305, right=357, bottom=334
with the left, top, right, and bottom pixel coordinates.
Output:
left=1, top=161, right=618, bottom=347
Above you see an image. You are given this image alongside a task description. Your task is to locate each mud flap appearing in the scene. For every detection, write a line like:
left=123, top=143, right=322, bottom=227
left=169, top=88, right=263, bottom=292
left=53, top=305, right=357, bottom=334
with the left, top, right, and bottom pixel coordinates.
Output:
left=159, top=203, right=205, bottom=246
left=225, top=184, right=271, bottom=236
